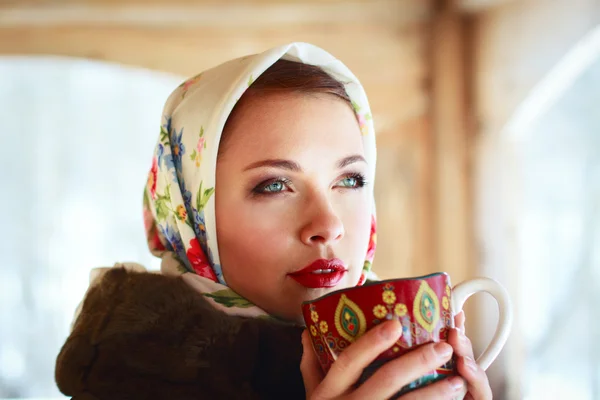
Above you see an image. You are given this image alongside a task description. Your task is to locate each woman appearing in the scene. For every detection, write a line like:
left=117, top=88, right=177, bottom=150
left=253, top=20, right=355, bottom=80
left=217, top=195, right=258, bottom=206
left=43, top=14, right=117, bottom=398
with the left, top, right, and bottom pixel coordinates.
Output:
left=55, top=42, right=491, bottom=399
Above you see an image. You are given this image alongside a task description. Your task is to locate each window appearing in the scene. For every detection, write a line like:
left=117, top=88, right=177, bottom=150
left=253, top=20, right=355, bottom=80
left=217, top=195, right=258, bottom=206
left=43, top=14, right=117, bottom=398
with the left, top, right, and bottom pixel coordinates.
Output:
left=477, top=30, right=600, bottom=400
left=0, top=56, right=181, bottom=397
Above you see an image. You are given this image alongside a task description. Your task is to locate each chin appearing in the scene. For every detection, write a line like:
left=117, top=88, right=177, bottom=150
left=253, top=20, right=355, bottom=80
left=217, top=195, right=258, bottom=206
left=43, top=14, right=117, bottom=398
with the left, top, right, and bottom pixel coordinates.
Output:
left=298, top=276, right=357, bottom=301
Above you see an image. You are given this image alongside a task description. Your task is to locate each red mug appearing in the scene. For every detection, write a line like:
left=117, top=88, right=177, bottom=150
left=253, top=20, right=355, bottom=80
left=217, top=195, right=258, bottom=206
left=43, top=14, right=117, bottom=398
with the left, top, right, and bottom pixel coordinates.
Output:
left=301, top=272, right=512, bottom=398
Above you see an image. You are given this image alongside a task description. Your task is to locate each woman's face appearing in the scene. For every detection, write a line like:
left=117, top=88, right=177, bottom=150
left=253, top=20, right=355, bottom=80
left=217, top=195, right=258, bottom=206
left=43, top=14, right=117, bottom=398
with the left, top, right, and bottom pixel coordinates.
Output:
left=215, top=92, right=371, bottom=324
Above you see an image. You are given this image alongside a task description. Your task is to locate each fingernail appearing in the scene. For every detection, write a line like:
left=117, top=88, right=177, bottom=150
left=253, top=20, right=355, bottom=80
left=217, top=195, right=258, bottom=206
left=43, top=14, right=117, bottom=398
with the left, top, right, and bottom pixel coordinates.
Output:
left=464, top=356, right=477, bottom=372
left=434, top=342, right=453, bottom=358
left=380, top=320, right=401, bottom=340
left=449, top=376, right=464, bottom=391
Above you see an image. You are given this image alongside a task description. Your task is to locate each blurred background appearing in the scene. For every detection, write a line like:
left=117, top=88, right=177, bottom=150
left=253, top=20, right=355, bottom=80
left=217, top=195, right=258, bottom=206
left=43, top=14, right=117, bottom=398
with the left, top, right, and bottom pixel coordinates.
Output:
left=0, top=0, right=599, bottom=398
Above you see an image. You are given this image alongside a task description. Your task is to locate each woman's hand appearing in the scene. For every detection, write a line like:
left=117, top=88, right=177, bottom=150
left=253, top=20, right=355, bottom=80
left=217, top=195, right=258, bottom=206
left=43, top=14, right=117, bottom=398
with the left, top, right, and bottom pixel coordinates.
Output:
left=300, top=320, right=466, bottom=400
left=446, top=311, right=492, bottom=400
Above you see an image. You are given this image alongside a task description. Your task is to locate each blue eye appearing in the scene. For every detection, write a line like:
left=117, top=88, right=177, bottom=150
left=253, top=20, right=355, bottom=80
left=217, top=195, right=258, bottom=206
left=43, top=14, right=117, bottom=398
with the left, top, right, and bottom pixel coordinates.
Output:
left=264, top=181, right=285, bottom=193
left=336, top=173, right=366, bottom=189
left=253, top=177, right=292, bottom=195
left=340, top=177, right=358, bottom=187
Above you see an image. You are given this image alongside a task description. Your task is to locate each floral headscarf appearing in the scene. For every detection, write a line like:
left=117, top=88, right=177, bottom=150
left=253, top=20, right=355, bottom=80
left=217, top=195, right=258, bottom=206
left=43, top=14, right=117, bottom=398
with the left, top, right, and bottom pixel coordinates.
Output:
left=143, top=42, right=377, bottom=318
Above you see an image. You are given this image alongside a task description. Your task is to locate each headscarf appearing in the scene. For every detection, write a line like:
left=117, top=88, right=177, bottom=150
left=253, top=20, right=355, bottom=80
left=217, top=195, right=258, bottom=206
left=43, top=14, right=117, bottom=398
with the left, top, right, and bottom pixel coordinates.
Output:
left=143, top=42, right=377, bottom=318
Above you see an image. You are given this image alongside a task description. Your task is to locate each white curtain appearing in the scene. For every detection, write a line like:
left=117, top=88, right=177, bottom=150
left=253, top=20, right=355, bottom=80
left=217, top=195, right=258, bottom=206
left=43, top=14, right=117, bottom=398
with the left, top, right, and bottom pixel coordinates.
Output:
left=0, top=56, right=181, bottom=397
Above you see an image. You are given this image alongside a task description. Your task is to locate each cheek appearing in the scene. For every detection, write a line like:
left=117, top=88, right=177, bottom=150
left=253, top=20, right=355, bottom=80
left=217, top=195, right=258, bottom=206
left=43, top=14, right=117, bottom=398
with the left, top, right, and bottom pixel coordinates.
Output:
left=216, top=197, right=292, bottom=278
left=339, top=196, right=372, bottom=256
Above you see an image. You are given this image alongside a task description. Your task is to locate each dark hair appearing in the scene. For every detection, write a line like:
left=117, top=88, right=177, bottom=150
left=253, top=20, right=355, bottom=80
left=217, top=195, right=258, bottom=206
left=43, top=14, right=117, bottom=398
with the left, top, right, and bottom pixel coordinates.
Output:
left=247, top=59, right=352, bottom=104
left=219, top=59, right=354, bottom=153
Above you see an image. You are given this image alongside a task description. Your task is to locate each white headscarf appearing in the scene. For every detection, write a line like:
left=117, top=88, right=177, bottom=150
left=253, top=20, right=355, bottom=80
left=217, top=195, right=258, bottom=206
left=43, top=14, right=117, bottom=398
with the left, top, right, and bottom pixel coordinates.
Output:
left=143, top=42, right=377, bottom=318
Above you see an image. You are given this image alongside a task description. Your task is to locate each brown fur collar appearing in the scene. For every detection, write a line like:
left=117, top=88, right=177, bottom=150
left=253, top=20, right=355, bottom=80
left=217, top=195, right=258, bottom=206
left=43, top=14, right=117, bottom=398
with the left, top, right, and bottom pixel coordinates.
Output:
left=55, top=267, right=305, bottom=400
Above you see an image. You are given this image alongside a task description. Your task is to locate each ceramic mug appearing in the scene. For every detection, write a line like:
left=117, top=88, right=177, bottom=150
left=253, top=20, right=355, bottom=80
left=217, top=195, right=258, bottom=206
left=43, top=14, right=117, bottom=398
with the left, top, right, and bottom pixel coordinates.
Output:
left=301, top=272, right=512, bottom=398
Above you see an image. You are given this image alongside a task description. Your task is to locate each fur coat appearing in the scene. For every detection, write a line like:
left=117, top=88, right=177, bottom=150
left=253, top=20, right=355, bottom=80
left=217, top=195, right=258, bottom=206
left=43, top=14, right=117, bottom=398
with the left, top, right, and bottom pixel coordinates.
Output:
left=55, top=267, right=306, bottom=400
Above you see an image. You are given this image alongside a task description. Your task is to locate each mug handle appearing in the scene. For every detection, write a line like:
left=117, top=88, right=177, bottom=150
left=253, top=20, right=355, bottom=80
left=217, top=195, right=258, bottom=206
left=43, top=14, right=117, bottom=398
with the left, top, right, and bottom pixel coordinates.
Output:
left=451, top=277, right=513, bottom=371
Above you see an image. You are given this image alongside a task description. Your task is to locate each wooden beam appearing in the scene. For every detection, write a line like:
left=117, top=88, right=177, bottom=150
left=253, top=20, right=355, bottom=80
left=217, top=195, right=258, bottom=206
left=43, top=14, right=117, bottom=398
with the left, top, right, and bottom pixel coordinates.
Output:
left=429, top=1, right=475, bottom=292
left=429, top=3, right=508, bottom=395
left=0, top=0, right=428, bottom=27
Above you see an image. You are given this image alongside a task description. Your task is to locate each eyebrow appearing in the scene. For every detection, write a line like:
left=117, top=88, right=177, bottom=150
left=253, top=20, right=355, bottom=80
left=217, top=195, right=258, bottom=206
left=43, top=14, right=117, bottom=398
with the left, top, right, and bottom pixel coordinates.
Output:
left=243, top=154, right=367, bottom=172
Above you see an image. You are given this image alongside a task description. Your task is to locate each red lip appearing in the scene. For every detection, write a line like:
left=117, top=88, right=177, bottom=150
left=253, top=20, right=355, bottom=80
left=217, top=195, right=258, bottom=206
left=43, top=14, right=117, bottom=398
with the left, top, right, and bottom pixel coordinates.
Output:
left=289, top=258, right=347, bottom=288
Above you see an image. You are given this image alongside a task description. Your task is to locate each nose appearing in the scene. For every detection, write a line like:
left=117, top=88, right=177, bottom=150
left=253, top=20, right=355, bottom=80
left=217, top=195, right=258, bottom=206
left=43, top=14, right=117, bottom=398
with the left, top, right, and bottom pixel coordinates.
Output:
left=299, top=194, right=345, bottom=246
